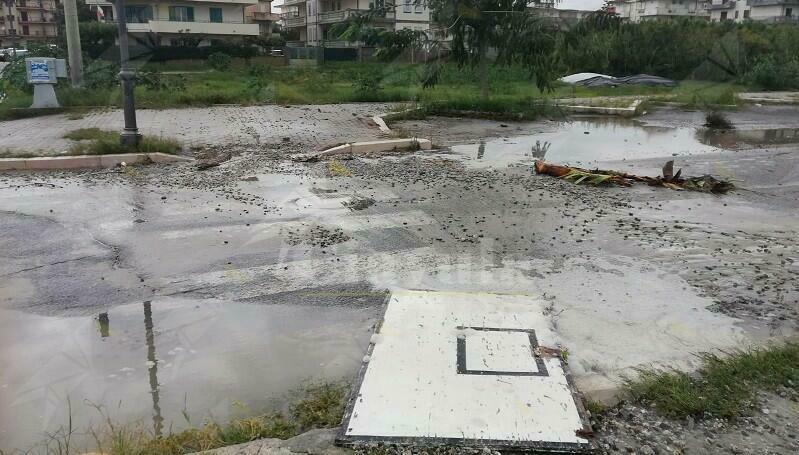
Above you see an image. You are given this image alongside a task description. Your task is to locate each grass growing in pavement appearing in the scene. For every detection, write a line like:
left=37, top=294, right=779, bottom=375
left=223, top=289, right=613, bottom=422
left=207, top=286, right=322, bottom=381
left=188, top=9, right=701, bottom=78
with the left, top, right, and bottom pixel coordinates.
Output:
left=627, top=343, right=799, bottom=420
left=88, top=382, right=348, bottom=455
left=63, top=128, right=182, bottom=156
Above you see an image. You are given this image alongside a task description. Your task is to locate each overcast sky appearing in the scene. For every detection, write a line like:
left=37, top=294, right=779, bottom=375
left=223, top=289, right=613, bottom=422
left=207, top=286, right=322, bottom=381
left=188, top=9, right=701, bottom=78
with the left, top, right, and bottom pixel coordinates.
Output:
left=558, top=0, right=605, bottom=9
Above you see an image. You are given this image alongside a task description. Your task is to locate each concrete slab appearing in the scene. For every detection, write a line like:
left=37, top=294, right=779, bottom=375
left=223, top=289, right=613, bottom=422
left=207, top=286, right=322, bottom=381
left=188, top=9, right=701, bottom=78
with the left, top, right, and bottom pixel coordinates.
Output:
left=0, top=153, right=191, bottom=171
left=339, top=291, right=593, bottom=452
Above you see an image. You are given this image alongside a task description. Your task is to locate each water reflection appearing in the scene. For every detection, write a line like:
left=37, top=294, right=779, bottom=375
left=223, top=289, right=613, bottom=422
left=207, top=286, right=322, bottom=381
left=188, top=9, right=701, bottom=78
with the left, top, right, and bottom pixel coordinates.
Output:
left=699, top=127, right=799, bottom=148
left=449, top=119, right=722, bottom=168
left=143, top=301, right=164, bottom=437
left=98, top=313, right=110, bottom=338
left=0, top=298, right=378, bottom=450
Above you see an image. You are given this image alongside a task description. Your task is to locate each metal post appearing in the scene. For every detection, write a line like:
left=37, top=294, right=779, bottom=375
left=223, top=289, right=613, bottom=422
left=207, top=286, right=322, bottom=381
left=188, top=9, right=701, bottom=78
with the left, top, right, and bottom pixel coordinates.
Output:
left=114, top=0, right=141, bottom=147
left=63, top=0, right=83, bottom=86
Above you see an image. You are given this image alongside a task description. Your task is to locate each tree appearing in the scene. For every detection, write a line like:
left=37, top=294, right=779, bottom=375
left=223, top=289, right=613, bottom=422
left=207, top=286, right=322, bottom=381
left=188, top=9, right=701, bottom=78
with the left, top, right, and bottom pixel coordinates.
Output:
left=427, top=0, right=558, bottom=98
left=332, top=1, right=559, bottom=99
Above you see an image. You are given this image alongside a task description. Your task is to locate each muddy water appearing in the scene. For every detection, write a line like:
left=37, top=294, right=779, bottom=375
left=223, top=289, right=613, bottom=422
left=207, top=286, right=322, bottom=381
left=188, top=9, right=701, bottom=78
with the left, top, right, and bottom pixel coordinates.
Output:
left=447, top=119, right=799, bottom=168
left=0, top=297, right=378, bottom=451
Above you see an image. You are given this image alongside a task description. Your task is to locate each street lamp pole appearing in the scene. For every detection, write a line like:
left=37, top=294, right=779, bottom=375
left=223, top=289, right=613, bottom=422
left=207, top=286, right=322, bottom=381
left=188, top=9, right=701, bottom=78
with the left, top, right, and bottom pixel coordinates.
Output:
left=113, top=0, right=141, bottom=147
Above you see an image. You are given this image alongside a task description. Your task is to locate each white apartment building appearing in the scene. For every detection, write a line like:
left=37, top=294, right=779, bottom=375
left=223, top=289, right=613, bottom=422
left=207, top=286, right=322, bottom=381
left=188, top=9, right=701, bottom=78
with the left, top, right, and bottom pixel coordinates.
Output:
left=86, top=0, right=261, bottom=46
left=0, top=0, right=60, bottom=48
left=707, top=0, right=798, bottom=23
left=245, top=0, right=279, bottom=35
left=608, top=0, right=710, bottom=21
left=280, top=0, right=431, bottom=47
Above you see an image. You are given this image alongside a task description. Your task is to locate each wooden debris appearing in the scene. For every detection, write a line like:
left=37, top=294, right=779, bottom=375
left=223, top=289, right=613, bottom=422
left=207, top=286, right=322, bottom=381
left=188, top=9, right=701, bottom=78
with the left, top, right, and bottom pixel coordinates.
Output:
left=534, top=160, right=734, bottom=194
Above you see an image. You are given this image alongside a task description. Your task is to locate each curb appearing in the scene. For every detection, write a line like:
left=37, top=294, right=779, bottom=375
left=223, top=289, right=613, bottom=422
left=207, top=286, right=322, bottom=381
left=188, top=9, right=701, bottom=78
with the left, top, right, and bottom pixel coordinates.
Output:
left=554, top=99, right=643, bottom=118
left=0, top=152, right=193, bottom=171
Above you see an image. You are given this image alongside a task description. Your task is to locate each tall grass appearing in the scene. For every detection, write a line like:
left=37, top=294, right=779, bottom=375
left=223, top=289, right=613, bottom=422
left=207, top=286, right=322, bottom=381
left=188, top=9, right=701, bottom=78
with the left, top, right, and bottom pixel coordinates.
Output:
left=627, top=343, right=799, bottom=420
left=0, top=62, right=747, bottom=122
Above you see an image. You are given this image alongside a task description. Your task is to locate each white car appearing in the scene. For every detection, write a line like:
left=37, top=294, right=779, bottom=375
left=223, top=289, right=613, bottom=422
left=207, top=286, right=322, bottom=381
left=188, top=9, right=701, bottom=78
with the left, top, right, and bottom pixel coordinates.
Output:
left=0, top=48, right=28, bottom=61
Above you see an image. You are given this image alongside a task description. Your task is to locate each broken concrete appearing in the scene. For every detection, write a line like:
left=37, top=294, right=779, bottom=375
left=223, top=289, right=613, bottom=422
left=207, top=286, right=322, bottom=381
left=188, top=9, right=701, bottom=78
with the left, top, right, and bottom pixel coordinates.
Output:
left=294, top=138, right=432, bottom=161
left=0, top=152, right=191, bottom=171
left=197, top=428, right=350, bottom=455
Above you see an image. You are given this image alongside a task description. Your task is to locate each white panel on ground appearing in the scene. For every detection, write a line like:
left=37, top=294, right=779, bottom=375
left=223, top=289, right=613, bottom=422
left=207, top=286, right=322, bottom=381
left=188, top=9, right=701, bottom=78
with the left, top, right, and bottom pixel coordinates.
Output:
left=339, top=291, right=593, bottom=452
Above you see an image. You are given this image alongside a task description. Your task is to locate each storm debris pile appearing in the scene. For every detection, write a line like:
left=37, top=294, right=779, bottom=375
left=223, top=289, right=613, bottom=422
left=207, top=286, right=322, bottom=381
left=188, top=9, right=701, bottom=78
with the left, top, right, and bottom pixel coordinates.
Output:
left=284, top=224, right=350, bottom=248
left=534, top=160, right=734, bottom=194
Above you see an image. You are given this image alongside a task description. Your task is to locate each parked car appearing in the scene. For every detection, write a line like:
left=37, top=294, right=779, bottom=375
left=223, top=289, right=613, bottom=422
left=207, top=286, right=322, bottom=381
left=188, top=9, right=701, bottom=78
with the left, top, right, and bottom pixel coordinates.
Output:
left=0, top=48, right=28, bottom=61
left=269, top=49, right=284, bottom=57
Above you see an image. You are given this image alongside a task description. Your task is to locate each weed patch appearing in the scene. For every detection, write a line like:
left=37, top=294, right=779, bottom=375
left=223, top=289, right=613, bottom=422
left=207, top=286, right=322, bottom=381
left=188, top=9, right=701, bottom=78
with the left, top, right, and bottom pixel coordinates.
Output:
left=63, top=129, right=182, bottom=156
left=80, top=382, right=349, bottom=455
left=627, top=344, right=799, bottom=420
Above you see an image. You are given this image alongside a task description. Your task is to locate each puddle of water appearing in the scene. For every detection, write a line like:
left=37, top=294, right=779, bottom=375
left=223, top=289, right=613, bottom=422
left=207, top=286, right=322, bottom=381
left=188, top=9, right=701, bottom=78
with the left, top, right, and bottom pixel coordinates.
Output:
left=0, top=297, right=378, bottom=451
left=699, top=127, right=799, bottom=149
left=448, top=119, right=723, bottom=168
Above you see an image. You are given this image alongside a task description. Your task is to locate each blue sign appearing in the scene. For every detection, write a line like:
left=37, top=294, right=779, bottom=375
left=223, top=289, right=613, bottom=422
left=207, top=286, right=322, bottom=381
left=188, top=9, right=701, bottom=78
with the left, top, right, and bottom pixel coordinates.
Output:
left=29, top=61, right=50, bottom=82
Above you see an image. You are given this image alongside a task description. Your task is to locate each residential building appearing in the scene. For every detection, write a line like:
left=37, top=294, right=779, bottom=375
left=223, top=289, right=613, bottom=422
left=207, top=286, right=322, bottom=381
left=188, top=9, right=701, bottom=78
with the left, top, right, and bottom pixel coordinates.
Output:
left=528, top=6, right=595, bottom=28
left=279, top=0, right=431, bottom=47
left=609, top=0, right=710, bottom=21
left=245, top=0, right=278, bottom=36
left=0, top=0, right=60, bottom=48
left=86, top=0, right=260, bottom=46
left=707, top=0, right=799, bottom=23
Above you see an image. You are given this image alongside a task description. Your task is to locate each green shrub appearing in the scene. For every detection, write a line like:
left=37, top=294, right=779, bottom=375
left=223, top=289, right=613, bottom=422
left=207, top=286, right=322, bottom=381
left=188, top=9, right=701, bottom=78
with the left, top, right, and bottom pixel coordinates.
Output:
left=743, top=56, right=799, bottom=90
left=352, top=70, right=382, bottom=100
left=84, top=60, right=120, bottom=89
left=208, top=52, right=233, bottom=72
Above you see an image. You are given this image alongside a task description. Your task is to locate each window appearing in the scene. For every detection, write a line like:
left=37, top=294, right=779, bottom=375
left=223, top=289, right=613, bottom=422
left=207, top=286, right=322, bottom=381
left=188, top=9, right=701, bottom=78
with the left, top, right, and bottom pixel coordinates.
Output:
left=787, top=7, right=793, bottom=16
left=415, top=3, right=423, bottom=13
left=209, top=7, right=222, bottom=23
left=125, top=5, right=152, bottom=23
left=743, top=9, right=750, bottom=18
left=720, top=11, right=727, bottom=20
left=734, top=10, right=738, bottom=18
left=404, top=0, right=411, bottom=13
left=169, top=6, right=195, bottom=22
left=21, top=24, right=28, bottom=35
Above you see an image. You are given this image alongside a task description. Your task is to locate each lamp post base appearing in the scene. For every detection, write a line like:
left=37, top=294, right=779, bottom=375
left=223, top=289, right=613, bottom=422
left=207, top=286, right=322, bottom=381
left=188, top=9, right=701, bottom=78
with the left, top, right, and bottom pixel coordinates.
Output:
left=120, top=129, right=142, bottom=148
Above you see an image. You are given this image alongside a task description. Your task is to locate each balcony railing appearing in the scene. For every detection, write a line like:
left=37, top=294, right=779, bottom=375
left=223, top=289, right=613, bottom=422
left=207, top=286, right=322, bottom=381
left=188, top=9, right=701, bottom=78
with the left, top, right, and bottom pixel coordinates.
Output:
left=318, top=10, right=348, bottom=24
left=318, top=8, right=394, bottom=24
left=284, top=15, right=306, bottom=27
left=15, top=2, right=53, bottom=10
left=707, top=0, right=735, bottom=8
left=17, top=18, right=57, bottom=24
left=281, top=0, right=306, bottom=6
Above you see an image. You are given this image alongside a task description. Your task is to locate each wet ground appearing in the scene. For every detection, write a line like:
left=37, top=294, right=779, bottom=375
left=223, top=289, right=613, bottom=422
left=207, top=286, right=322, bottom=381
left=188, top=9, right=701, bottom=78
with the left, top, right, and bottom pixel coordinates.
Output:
left=1, top=104, right=798, bottom=453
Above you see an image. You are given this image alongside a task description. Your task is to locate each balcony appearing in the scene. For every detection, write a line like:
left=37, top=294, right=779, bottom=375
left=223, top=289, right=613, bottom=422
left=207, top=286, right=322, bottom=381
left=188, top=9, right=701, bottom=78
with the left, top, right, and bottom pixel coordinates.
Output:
left=707, top=0, right=735, bottom=9
left=318, top=8, right=394, bottom=24
left=747, top=0, right=799, bottom=4
left=250, top=11, right=280, bottom=21
left=641, top=7, right=707, bottom=15
left=283, top=15, right=307, bottom=27
left=14, top=2, right=52, bottom=10
left=147, top=20, right=259, bottom=35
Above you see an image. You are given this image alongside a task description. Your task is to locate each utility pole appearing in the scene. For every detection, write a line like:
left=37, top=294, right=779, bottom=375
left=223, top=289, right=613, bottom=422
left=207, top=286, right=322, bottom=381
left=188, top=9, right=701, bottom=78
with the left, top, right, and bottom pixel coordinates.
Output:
left=113, top=0, right=141, bottom=147
left=62, top=0, right=83, bottom=86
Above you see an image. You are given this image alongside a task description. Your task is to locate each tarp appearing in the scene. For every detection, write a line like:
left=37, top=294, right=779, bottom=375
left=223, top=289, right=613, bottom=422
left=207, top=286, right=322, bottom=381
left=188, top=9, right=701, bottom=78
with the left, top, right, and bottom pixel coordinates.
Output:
left=558, top=72, right=614, bottom=84
left=560, top=72, right=678, bottom=87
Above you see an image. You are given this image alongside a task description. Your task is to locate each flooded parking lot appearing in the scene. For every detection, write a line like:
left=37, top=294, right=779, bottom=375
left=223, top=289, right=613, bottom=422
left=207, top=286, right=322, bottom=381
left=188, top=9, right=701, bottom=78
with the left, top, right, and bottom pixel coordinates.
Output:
left=2, top=105, right=798, bottom=454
